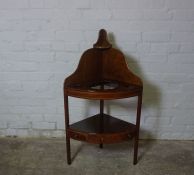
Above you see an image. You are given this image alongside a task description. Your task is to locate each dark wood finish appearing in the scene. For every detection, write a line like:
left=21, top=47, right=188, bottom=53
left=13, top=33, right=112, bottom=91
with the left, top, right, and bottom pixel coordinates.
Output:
left=65, top=81, right=142, bottom=100
left=64, top=29, right=143, bottom=165
left=99, top=100, right=104, bottom=148
left=64, top=95, right=71, bottom=164
left=68, top=114, right=136, bottom=144
left=93, top=29, right=112, bottom=49
left=133, top=93, right=142, bottom=165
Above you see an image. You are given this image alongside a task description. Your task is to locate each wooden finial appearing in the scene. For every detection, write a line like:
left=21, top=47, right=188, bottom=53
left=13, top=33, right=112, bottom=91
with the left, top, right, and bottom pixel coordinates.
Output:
left=93, top=29, right=112, bottom=49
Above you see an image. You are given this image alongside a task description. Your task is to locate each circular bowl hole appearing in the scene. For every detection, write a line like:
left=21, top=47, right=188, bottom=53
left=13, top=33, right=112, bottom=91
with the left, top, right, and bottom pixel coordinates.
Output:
left=90, top=82, right=119, bottom=90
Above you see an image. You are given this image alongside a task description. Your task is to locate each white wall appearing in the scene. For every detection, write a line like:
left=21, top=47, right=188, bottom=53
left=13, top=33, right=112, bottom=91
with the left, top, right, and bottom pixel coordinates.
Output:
left=0, top=0, right=194, bottom=139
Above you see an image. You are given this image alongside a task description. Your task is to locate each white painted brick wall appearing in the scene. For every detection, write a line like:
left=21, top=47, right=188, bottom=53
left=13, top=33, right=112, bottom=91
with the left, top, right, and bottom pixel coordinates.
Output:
left=0, top=0, right=194, bottom=140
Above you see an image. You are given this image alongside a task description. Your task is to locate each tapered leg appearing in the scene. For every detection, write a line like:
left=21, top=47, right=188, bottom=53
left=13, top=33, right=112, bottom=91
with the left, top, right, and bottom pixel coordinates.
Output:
left=133, top=135, right=138, bottom=165
left=64, top=95, right=71, bottom=164
left=133, top=93, right=142, bottom=165
left=66, top=135, right=71, bottom=164
left=99, top=99, right=104, bottom=148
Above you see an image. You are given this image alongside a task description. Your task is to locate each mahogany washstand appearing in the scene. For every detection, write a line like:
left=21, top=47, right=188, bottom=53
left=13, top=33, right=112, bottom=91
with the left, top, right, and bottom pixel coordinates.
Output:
left=64, top=29, right=143, bottom=165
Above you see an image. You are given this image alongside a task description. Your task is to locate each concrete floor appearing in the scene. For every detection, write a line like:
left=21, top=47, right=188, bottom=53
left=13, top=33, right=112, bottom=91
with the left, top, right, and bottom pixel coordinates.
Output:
left=0, top=138, right=193, bottom=175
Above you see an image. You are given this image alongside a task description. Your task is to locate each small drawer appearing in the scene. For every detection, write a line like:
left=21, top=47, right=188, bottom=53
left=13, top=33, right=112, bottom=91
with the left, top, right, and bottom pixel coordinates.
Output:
left=68, top=130, right=86, bottom=142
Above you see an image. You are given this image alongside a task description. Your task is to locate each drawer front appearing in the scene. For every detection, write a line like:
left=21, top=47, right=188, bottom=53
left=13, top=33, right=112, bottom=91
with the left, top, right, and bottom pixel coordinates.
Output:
left=68, top=130, right=132, bottom=144
left=68, top=130, right=86, bottom=142
left=87, top=133, right=130, bottom=144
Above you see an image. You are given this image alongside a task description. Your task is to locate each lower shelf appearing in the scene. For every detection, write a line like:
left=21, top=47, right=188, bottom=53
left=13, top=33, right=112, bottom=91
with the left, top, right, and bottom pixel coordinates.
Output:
left=68, top=114, right=137, bottom=144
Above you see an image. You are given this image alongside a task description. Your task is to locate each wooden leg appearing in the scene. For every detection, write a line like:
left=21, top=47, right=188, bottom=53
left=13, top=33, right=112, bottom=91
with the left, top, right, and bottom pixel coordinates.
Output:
left=66, top=135, right=71, bottom=164
left=64, top=95, right=71, bottom=165
left=99, top=99, right=104, bottom=148
left=133, top=135, right=138, bottom=165
left=133, top=93, right=142, bottom=165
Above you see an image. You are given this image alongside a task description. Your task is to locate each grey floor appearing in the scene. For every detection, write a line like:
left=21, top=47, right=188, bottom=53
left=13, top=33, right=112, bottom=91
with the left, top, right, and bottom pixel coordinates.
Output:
left=0, top=138, right=193, bottom=175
